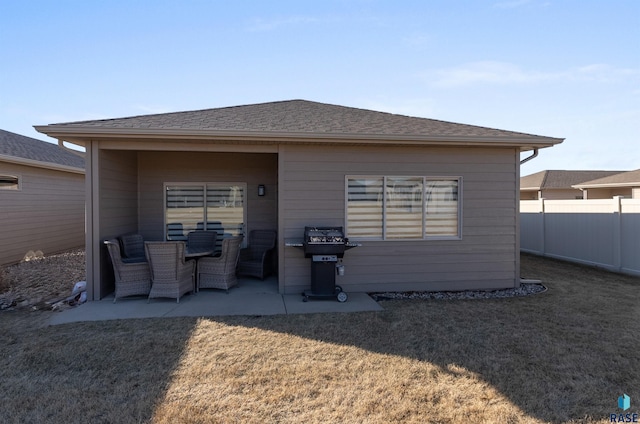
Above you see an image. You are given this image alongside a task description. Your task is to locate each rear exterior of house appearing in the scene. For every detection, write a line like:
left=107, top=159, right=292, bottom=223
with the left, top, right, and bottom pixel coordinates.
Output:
left=35, top=100, right=563, bottom=300
left=0, top=130, right=85, bottom=265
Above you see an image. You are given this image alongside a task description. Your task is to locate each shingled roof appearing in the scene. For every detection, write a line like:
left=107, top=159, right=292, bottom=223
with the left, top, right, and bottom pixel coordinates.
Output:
left=36, top=100, right=563, bottom=149
left=520, top=170, right=625, bottom=190
left=573, top=169, right=640, bottom=188
left=0, top=129, right=84, bottom=171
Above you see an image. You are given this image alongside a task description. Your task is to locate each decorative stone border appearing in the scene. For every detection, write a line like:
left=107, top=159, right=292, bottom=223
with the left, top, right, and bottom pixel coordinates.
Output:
left=370, top=281, right=547, bottom=301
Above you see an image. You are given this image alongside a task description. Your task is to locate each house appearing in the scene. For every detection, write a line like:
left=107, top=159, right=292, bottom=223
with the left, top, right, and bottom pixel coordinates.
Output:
left=0, top=129, right=85, bottom=266
left=573, top=169, right=640, bottom=199
left=34, top=100, right=563, bottom=300
left=520, top=170, right=625, bottom=200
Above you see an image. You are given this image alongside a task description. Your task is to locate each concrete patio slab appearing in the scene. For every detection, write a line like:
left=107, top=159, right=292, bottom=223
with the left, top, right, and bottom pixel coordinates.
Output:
left=283, top=292, right=384, bottom=314
left=162, top=291, right=288, bottom=318
left=48, top=276, right=383, bottom=325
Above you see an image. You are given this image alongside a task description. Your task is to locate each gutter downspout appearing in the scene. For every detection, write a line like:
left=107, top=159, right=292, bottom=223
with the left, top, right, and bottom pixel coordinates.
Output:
left=517, top=147, right=538, bottom=288
left=520, top=148, right=538, bottom=165
left=58, top=139, right=86, bottom=157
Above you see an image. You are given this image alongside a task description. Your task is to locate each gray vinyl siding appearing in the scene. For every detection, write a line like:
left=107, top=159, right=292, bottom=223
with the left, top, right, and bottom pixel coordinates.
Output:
left=279, top=144, right=519, bottom=294
left=99, top=150, right=139, bottom=238
left=0, top=161, right=84, bottom=266
left=98, top=150, right=139, bottom=297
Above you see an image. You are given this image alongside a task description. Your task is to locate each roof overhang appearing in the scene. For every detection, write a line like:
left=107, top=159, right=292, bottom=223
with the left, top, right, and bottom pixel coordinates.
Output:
left=33, top=125, right=564, bottom=151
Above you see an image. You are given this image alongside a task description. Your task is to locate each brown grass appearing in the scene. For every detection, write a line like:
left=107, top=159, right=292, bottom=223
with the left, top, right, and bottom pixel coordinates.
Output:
left=1, top=254, right=638, bottom=423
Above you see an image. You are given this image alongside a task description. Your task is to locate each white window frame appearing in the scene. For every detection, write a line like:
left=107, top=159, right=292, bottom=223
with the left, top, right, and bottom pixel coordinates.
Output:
left=345, top=175, right=462, bottom=241
left=164, top=182, right=247, bottom=247
left=0, top=174, right=21, bottom=191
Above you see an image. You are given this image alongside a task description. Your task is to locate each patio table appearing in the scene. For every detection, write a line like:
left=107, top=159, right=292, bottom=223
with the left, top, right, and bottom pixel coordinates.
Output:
left=185, top=248, right=215, bottom=292
left=185, top=248, right=215, bottom=258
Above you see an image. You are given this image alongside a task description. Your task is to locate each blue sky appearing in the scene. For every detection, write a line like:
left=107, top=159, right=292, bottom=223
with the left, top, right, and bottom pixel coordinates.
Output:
left=1, top=0, right=638, bottom=176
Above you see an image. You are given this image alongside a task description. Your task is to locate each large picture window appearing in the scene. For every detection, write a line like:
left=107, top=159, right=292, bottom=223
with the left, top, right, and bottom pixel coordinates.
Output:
left=346, top=176, right=461, bottom=240
left=165, top=183, right=246, bottom=247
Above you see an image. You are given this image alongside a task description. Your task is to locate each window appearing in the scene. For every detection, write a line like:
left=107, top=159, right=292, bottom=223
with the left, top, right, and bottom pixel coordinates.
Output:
left=165, top=183, right=246, bottom=247
left=346, top=176, right=461, bottom=240
left=0, top=175, right=20, bottom=190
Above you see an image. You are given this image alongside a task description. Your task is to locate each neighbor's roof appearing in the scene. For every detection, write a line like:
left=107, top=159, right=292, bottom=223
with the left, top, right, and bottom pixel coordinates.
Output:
left=520, top=170, right=626, bottom=190
left=35, top=100, right=563, bottom=150
left=0, top=129, right=84, bottom=172
left=573, top=169, right=640, bottom=188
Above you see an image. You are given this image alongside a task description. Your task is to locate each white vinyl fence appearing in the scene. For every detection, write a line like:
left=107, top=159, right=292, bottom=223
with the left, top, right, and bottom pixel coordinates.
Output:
left=520, top=197, right=640, bottom=276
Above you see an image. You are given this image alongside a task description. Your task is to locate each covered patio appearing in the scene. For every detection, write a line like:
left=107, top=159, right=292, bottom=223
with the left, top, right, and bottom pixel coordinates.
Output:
left=94, top=148, right=279, bottom=300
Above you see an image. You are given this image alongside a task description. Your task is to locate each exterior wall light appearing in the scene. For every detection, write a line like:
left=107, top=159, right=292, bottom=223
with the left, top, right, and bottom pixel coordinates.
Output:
left=258, top=184, right=266, bottom=196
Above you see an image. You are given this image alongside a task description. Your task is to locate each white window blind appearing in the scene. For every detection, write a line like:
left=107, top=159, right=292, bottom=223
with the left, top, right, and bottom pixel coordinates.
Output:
left=165, top=183, right=246, bottom=246
left=425, top=180, right=459, bottom=237
left=386, top=177, right=424, bottom=239
left=346, top=178, right=383, bottom=239
left=346, top=176, right=461, bottom=240
left=0, top=175, right=20, bottom=190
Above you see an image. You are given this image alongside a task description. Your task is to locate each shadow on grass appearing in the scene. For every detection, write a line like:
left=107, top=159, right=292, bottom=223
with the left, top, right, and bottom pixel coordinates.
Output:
left=208, top=255, right=640, bottom=423
left=0, top=315, right=199, bottom=423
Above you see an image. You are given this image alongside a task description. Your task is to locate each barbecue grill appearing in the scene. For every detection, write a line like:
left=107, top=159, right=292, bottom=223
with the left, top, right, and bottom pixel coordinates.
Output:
left=290, top=226, right=359, bottom=302
left=303, top=226, right=347, bottom=257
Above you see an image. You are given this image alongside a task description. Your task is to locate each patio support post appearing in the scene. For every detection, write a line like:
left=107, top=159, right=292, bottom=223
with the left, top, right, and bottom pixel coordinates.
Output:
left=85, top=141, right=101, bottom=301
left=277, top=145, right=285, bottom=294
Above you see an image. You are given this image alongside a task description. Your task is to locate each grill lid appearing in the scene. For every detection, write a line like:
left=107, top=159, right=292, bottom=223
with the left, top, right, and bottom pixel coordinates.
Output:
left=304, top=226, right=345, bottom=244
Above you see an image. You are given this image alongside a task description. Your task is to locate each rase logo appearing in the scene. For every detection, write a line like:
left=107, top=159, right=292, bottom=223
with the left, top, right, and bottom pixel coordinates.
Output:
left=611, top=394, right=638, bottom=423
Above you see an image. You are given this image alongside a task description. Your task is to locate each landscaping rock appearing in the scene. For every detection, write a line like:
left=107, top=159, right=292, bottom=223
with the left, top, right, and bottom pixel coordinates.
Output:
left=370, top=282, right=546, bottom=301
left=0, top=249, right=85, bottom=311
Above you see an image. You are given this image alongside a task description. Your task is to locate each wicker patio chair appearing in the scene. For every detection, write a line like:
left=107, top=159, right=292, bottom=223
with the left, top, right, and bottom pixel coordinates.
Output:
left=104, top=239, right=151, bottom=303
left=237, top=230, right=276, bottom=280
left=118, top=233, right=146, bottom=263
left=145, top=241, right=195, bottom=303
left=197, top=235, right=243, bottom=292
left=187, top=230, right=217, bottom=254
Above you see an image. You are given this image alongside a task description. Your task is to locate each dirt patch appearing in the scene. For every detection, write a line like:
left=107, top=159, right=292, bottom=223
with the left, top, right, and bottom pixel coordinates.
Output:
left=0, top=249, right=85, bottom=311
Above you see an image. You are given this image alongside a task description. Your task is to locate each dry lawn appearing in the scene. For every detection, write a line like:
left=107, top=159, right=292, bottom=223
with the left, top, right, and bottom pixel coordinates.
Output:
left=1, top=254, right=639, bottom=423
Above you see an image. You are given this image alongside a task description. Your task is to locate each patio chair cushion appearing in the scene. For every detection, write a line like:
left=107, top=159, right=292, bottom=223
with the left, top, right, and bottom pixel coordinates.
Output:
left=119, top=233, right=146, bottom=263
left=187, top=230, right=217, bottom=254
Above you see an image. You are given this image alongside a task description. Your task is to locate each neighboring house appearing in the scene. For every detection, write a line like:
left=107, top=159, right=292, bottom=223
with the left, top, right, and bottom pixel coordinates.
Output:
left=35, top=100, right=563, bottom=300
left=573, top=169, right=640, bottom=199
left=0, top=129, right=85, bottom=266
left=520, top=170, right=625, bottom=200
